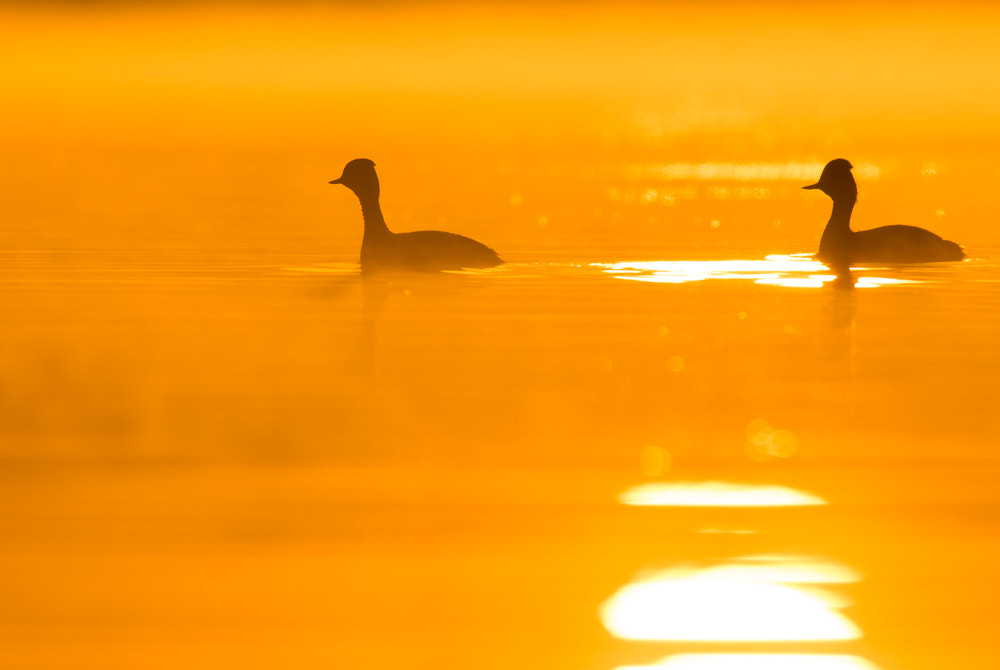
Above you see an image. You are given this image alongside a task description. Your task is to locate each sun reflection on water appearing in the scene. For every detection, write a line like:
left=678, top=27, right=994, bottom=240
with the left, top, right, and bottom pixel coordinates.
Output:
left=598, top=255, right=922, bottom=288
left=620, top=481, right=826, bottom=507
left=600, top=566, right=860, bottom=641
left=605, top=483, right=864, bottom=646
left=613, top=654, right=882, bottom=670
left=695, top=554, right=860, bottom=584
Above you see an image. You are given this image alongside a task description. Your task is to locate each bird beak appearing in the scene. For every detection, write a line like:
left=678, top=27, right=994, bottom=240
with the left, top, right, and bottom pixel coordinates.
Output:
left=802, top=182, right=821, bottom=190
left=328, top=178, right=342, bottom=185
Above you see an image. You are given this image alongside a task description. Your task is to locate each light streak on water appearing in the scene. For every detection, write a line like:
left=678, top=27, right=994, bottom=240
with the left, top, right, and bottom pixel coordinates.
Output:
left=619, top=481, right=826, bottom=507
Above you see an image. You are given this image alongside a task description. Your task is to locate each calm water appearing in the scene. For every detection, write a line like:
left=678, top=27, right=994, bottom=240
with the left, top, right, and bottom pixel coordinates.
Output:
left=3, top=3, right=1000, bottom=669
left=2, top=183, right=999, bottom=669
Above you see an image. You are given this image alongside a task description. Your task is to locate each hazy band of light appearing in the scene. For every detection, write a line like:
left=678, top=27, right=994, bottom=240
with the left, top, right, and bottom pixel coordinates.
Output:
left=612, top=654, right=882, bottom=670
left=619, top=481, right=827, bottom=507
left=622, top=162, right=880, bottom=181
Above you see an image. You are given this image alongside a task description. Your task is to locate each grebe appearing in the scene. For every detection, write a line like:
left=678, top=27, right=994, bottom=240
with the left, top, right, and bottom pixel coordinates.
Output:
left=329, top=158, right=503, bottom=272
left=804, top=158, right=964, bottom=266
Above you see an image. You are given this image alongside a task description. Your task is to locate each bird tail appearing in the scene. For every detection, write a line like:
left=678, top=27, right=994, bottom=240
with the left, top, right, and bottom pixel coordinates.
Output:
left=942, top=239, right=966, bottom=260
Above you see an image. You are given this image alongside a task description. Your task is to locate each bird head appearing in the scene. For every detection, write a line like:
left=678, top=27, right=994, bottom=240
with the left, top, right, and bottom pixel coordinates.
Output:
left=329, top=158, right=379, bottom=199
left=803, top=158, right=857, bottom=202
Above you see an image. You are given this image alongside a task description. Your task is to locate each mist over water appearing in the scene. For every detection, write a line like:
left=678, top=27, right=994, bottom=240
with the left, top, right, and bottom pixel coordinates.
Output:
left=2, top=3, right=1000, bottom=670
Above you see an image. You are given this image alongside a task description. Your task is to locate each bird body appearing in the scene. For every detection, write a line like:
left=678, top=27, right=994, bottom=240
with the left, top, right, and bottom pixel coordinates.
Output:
left=840, top=225, right=964, bottom=263
left=362, top=230, right=503, bottom=272
left=330, top=158, right=503, bottom=272
left=806, top=158, right=964, bottom=266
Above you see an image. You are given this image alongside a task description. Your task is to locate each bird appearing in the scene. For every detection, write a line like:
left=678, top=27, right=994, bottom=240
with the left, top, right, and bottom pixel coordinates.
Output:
left=804, top=158, right=965, bottom=267
left=329, top=158, right=503, bottom=272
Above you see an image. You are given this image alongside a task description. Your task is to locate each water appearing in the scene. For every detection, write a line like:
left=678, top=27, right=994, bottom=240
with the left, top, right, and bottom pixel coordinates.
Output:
left=3, top=3, right=1000, bottom=669
left=2, top=244, right=998, bottom=669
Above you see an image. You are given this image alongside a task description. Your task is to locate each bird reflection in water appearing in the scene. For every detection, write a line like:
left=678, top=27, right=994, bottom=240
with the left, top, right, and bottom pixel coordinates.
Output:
left=356, top=270, right=501, bottom=376
left=359, top=275, right=391, bottom=376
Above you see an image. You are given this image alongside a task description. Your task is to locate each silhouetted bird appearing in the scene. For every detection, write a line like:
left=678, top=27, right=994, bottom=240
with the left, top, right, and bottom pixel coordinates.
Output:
left=329, top=158, right=503, bottom=272
left=804, top=158, right=965, bottom=266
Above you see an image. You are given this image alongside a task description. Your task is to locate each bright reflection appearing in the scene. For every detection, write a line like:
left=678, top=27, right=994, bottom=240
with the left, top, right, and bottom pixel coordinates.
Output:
left=600, top=567, right=860, bottom=641
left=599, top=255, right=825, bottom=285
left=620, top=481, right=826, bottom=507
left=854, top=276, right=915, bottom=288
left=755, top=275, right=831, bottom=288
left=697, top=555, right=860, bottom=584
left=613, top=654, right=882, bottom=670
left=597, top=255, right=922, bottom=288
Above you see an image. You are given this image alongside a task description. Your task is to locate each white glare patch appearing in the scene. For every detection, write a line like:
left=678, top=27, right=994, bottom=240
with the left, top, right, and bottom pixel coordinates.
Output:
left=598, top=256, right=822, bottom=285
left=598, top=256, right=922, bottom=288
left=697, top=555, right=861, bottom=584
left=755, top=277, right=827, bottom=288
left=854, top=277, right=918, bottom=288
left=600, top=573, right=860, bottom=641
left=620, top=481, right=826, bottom=507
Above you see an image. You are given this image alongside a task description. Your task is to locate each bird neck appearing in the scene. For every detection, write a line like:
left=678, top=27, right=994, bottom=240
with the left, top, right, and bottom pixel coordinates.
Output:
left=358, top=192, right=391, bottom=238
left=818, top=195, right=857, bottom=265
left=825, top=196, right=856, bottom=232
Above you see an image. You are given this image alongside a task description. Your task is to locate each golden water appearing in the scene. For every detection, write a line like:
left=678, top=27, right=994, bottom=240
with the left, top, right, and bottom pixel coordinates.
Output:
left=2, top=3, right=1000, bottom=669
